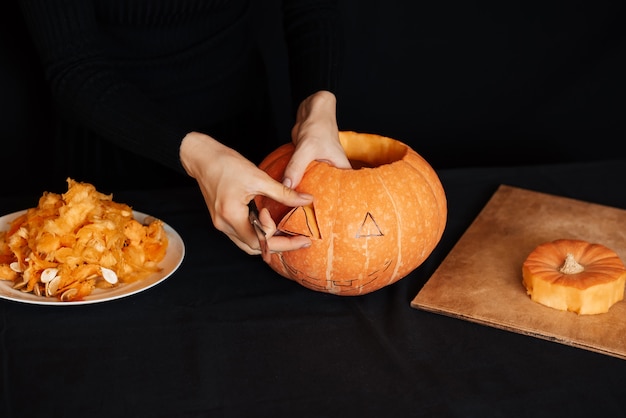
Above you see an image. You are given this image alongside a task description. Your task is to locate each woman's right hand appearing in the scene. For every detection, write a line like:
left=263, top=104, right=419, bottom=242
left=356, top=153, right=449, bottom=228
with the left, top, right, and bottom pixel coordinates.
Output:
left=179, top=131, right=314, bottom=260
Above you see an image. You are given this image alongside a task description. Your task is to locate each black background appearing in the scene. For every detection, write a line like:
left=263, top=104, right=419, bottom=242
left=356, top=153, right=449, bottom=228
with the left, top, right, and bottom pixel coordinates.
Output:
left=3, top=0, right=625, bottom=192
left=260, top=0, right=625, bottom=168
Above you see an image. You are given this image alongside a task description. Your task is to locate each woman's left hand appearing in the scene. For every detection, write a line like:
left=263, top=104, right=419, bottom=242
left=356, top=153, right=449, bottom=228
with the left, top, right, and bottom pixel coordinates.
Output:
left=282, top=90, right=351, bottom=189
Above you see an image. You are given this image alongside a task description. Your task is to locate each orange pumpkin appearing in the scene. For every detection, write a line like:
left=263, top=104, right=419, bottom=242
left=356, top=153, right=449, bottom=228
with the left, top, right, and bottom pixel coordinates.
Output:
left=256, top=131, right=447, bottom=296
left=522, top=239, right=626, bottom=315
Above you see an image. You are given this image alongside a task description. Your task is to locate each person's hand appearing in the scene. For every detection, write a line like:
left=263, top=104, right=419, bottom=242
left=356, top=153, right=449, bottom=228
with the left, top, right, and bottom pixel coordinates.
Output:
left=283, top=90, right=351, bottom=189
left=180, top=131, right=313, bottom=259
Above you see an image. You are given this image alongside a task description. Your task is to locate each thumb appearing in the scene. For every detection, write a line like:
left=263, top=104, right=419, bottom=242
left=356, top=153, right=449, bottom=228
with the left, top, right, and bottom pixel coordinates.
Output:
left=266, top=178, right=313, bottom=208
left=281, top=157, right=309, bottom=190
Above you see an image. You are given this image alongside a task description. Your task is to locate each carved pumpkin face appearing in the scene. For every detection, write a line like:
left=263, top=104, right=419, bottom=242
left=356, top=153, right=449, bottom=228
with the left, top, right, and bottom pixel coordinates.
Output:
left=257, top=131, right=447, bottom=296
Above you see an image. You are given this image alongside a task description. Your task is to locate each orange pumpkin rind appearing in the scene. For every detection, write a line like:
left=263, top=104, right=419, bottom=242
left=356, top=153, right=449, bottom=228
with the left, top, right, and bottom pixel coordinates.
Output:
left=256, top=131, right=447, bottom=296
left=522, top=239, right=626, bottom=315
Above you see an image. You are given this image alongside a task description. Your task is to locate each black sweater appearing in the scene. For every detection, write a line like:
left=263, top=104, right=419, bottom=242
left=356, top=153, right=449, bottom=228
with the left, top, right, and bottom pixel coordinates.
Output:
left=18, top=0, right=341, bottom=188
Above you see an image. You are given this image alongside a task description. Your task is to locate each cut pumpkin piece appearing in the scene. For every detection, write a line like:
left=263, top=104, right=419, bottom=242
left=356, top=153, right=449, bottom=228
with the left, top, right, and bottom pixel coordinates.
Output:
left=522, top=239, right=626, bottom=315
left=277, top=204, right=321, bottom=239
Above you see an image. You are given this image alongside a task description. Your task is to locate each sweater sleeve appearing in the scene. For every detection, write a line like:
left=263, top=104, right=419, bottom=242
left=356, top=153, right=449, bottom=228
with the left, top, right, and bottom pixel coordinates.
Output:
left=18, top=0, right=190, bottom=175
left=282, top=0, right=342, bottom=107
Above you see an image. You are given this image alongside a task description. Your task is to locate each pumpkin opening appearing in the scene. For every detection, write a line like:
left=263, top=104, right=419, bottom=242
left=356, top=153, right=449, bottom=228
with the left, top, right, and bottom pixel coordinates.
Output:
left=340, top=132, right=409, bottom=168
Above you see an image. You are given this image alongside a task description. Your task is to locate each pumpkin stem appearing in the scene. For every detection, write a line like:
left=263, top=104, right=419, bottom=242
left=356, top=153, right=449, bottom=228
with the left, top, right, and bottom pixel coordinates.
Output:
left=559, top=253, right=585, bottom=274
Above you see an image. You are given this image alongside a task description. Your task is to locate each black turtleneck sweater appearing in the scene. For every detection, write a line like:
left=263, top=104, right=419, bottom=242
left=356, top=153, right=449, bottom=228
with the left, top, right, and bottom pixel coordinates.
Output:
left=18, top=0, right=341, bottom=189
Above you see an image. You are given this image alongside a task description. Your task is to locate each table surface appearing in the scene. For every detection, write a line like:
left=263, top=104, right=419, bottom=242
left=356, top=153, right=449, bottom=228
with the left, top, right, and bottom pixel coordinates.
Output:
left=2, top=158, right=626, bottom=417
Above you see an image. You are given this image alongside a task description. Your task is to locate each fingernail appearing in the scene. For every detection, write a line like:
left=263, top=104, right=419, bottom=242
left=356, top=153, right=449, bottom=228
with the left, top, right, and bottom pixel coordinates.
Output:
left=282, top=177, right=292, bottom=188
left=301, top=242, right=311, bottom=249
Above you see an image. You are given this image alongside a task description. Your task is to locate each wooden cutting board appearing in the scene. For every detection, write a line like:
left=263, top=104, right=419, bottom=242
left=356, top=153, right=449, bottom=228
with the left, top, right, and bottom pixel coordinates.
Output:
left=411, top=184, right=626, bottom=360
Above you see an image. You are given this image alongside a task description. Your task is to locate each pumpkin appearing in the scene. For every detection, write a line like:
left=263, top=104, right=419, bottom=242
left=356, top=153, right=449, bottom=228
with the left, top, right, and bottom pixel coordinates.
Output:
left=522, top=239, right=626, bottom=315
left=256, top=131, right=447, bottom=296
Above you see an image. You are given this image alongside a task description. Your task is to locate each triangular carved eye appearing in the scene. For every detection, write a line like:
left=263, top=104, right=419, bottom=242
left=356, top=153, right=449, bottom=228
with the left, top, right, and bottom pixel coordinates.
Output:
left=356, top=212, right=383, bottom=238
left=278, top=204, right=321, bottom=239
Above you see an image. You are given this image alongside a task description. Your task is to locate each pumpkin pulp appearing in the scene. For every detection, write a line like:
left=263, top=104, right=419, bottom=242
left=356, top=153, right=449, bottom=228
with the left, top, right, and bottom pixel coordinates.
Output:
left=339, top=132, right=409, bottom=168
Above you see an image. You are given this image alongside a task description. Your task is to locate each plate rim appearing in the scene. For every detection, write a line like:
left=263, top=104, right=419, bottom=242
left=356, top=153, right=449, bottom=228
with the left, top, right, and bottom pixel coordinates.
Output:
left=0, top=209, right=185, bottom=306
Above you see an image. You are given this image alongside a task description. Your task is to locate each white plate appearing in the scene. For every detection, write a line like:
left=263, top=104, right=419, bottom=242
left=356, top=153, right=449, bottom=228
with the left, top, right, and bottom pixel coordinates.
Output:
left=0, top=209, right=185, bottom=306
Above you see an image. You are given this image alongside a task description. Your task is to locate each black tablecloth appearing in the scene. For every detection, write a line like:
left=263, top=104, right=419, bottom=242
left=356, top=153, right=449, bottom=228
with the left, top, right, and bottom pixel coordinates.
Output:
left=3, top=159, right=626, bottom=417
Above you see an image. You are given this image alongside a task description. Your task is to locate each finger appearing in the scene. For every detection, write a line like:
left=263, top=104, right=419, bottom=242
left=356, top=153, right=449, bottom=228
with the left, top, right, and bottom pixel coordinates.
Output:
left=281, top=158, right=309, bottom=189
left=229, top=224, right=265, bottom=254
left=237, top=207, right=276, bottom=259
left=266, top=234, right=311, bottom=253
left=223, top=216, right=264, bottom=256
left=257, top=207, right=311, bottom=258
left=282, top=147, right=351, bottom=190
left=230, top=233, right=310, bottom=258
left=259, top=178, right=313, bottom=210
left=257, top=207, right=277, bottom=236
